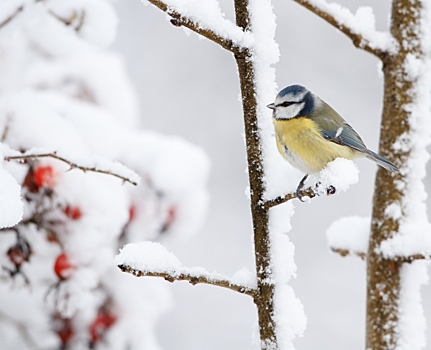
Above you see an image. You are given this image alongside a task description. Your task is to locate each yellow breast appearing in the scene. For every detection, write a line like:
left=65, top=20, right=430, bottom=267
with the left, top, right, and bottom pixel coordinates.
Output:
left=273, top=117, right=356, bottom=173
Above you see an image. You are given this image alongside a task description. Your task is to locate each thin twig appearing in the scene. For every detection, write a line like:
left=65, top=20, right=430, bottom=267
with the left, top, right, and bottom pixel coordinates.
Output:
left=399, top=254, right=431, bottom=263
left=293, top=0, right=390, bottom=60
left=4, top=152, right=138, bottom=186
left=117, top=264, right=258, bottom=298
left=331, top=248, right=366, bottom=260
left=331, top=248, right=431, bottom=263
left=263, top=187, right=317, bottom=209
left=0, top=5, right=23, bottom=29
left=147, top=0, right=243, bottom=54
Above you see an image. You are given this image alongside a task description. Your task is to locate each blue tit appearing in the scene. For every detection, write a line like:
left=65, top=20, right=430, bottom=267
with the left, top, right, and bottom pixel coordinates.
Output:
left=267, top=84, right=398, bottom=201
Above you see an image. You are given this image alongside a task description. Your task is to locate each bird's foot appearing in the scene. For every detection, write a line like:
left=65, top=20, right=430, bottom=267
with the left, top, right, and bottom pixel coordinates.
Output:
left=296, top=187, right=305, bottom=202
left=296, top=174, right=309, bottom=202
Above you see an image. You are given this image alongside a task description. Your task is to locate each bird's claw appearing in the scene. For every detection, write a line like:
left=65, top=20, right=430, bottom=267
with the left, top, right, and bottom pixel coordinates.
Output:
left=296, top=188, right=305, bottom=202
left=296, top=174, right=309, bottom=202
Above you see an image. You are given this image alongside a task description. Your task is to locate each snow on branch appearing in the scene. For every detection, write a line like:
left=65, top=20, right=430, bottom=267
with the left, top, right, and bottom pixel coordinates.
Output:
left=326, top=216, right=370, bottom=258
left=378, top=232, right=431, bottom=261
left=326, top=216, right=431, bottom=262
left=147, top=0, right=253, bottom=53
left=116, top=242, right=258, bottom=297
left=4, top=148, right=140, bottom=186
left=265, top=158, right=358, bottom=207
left=293, top=0, right=397, bottom=58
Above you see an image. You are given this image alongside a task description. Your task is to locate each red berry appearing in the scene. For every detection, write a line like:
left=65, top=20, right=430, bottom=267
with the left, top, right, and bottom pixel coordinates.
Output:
left=64, top=206, right=82, bottom=220
left=7, top=246, right=26, bottom=266
left=54, top=253, right=74, bottom=280
left=166, top=206, right=176, bottom=224
left=53, top=314, right=74, bottom=346
left=46, top=231, right=60, bottom=244
left=89, top=311, right=117, bottom=343
left=23, top=168, right=39, bottom=193
left=7, top=242, right=31, bottom=267
left=128, top=204, right=136, bottom=222
left=34, top=165, right=57, bottom=189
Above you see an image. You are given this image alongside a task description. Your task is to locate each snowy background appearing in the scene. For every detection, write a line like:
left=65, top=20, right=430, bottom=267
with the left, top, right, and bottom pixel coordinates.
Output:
left=110, top=0, right=431, bottom=349
left=109, top=0, right=431, bottom=349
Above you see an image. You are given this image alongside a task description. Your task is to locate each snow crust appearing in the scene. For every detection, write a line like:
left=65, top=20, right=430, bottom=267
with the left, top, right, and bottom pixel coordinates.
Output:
left=115, top=241, right=258, bottom=289
left=312, top=158, right=359, bottom=195
left=396, top=261, right=429, bottom=350
left=116, top=242, right=181, bottom=273
left=326, top=216, right=370, bottom=255
left=269, top=204, right=307, bottom=349
left=153, top=0, right=254, bottom=48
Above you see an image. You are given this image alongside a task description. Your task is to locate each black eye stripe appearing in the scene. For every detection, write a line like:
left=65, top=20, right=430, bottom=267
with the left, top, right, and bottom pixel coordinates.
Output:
left=277, top=101, right=295, bottom=107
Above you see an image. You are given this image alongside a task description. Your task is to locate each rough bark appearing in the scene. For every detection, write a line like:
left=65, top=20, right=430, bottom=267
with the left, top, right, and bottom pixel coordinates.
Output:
left=233, top=1, right=277, bottom=347
left=367, top=1, right=424, bottom=349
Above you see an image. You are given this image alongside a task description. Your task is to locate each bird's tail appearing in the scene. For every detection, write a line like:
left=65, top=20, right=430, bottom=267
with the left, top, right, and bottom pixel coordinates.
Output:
left=365, top=150, right=399, bottom=173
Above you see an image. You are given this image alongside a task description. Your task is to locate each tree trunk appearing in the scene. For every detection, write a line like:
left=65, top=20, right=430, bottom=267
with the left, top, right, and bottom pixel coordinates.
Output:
left=367, top=0, right=425, bottom=348
left=234, top=0, right=277, bottom=347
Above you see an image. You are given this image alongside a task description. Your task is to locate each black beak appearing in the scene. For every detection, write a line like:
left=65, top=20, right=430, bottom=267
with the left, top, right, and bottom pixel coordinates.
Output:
left=267, top=103, right=275, bottom=110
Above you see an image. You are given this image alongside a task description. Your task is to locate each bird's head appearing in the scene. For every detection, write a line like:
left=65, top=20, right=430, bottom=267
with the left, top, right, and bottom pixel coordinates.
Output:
left=267, top=85, right=318, bottom=120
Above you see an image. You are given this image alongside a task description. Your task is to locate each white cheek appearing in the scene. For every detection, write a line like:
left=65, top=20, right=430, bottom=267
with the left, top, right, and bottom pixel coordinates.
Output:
left=283, top=102, right=304, bottom=119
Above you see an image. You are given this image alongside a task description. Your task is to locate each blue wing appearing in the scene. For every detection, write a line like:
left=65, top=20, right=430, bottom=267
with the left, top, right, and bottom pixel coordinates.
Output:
left=320, top=123, right=368, bottom=153
left=321, top=123, right=398, bottom=172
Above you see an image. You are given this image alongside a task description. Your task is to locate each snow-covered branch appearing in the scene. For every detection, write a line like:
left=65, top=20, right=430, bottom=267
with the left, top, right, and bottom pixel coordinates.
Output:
left=331, top=248, right=366, bottom=259
left=293, top=0, right=397, bottom=59
left=147, top=0, right=253, bottom=53
left=118, top=264, right=257, bottom=297
left=4, top=150, right=140, bottom=186
left=264, top=187, right=319, bottom=208
left=265, top=159, right=359, bottom=207
left=332, top=249, right=431, bottom=264
left=116, top=242, right=258, bottom=297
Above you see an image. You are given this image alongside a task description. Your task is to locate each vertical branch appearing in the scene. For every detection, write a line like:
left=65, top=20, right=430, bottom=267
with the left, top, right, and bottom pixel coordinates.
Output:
left=367, top=0, right=425, bottom=349
left=233, top=0, right=277, bottom=347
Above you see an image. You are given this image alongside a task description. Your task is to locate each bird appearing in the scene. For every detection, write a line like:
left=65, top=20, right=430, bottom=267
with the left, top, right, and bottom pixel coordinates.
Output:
left=267, top=84, right=398, bottom=201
